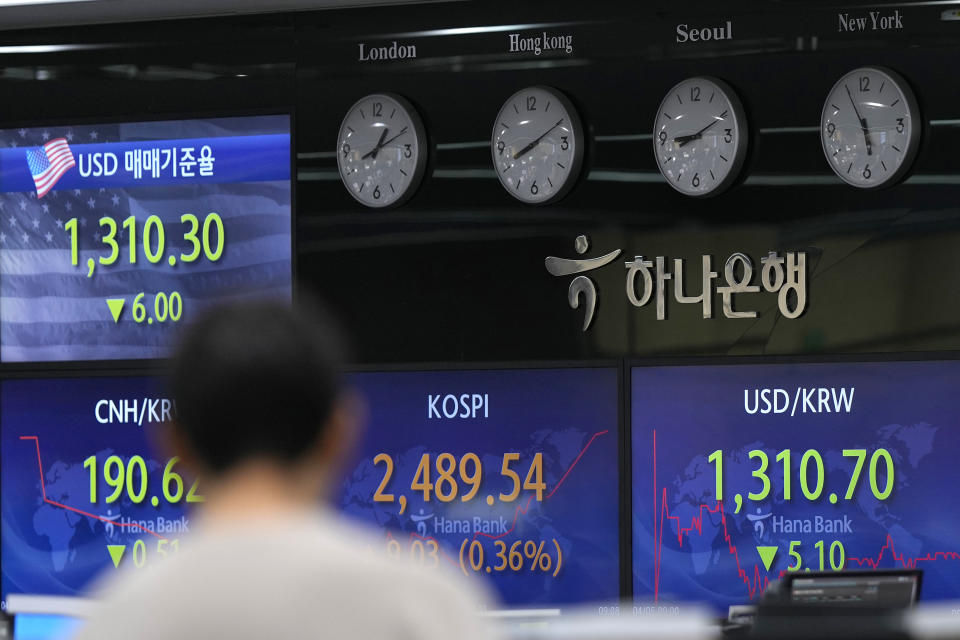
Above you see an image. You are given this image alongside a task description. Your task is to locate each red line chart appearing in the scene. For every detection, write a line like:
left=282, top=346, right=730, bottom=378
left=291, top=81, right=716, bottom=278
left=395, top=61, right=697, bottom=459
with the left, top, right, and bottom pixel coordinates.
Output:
left=472, top=429, right=610, bottom=543
left=21, top=436, right=166, bottom=540
left=23, top=427, right=610, bottom=554
left=653, top=425, right=774, bottom=601
left=395, top=429, right=610, bottom=557
left=650, top=429, right=960, bottom=603
left=847, top=536, right=960, bottom=569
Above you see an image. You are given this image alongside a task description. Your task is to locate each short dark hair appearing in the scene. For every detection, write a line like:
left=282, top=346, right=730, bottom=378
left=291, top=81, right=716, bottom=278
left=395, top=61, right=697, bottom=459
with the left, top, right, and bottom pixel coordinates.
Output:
left=170, top=298, right=347, bottom=474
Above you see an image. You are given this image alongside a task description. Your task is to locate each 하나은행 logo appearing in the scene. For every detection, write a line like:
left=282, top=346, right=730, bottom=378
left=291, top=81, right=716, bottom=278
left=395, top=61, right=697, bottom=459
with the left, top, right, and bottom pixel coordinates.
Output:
left=546, top=234, right=808, bottom=331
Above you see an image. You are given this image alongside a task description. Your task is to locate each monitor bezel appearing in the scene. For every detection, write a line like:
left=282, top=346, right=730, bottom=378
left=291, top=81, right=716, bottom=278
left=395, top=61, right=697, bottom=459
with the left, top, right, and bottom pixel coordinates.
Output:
left=0, top=359, right=627, bottom=608
left=626, top=352, right=960, bottom=606
left=783, top=568, right=923, bottom=606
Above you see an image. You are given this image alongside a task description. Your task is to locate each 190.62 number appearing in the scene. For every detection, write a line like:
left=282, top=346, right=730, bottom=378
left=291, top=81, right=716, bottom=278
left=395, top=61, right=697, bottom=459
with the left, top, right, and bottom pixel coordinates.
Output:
left=83, top=455, right=204, bottom=505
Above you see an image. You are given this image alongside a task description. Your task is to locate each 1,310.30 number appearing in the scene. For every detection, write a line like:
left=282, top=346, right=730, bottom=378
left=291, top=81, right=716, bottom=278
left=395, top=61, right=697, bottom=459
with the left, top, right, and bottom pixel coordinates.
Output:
left=65, top=213, right=224, bottom=267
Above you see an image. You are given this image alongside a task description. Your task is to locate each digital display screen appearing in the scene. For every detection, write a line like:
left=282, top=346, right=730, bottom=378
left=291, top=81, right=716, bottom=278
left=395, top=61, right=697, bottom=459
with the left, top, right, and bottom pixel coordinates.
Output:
left=13, top=613, right=82, bottom=640
left=787, top=572, right=919, bottom=607
left=3, top=367, right=621, bottom=608
left=0, top=114, right=292, bottom=362
left=631, top=361, right=960, bottom=614
left=1, top=376, right=193, bottom=602
left=340, top=367, right=621, bottom=606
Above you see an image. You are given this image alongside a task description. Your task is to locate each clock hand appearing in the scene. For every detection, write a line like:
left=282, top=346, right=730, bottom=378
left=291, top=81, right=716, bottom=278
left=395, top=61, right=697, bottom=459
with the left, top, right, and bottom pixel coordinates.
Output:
left=675, top=117, right=722, bottom=148
left=845, top=84, right=872, bottom=156
left=513, top=119, right=564, bottom=160
left=379, top=126, right=409, bottom=148
left=361, top=128, right=389, bottom=160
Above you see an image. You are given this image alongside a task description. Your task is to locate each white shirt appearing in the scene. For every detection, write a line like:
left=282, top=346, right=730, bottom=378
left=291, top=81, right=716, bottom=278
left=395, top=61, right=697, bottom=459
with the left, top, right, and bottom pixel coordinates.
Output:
left=73, top=511, right=501, bottom=640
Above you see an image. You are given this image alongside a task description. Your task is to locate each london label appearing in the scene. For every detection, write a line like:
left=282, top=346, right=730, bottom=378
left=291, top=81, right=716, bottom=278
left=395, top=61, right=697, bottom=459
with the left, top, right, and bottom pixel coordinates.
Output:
left=357, top=40, right=418, bottom=62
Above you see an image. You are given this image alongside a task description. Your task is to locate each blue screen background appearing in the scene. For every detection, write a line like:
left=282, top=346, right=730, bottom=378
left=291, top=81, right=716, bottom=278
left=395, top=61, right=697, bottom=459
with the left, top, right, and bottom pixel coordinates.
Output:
left=340, top=367, right=621, bottom=606
left=2, top=367, right=621, bottom=608
left=1, top=376, right=183, bottom=601
left=632, top=361, right=960, bottom=613
left=0, top=115, right=292, bottom=363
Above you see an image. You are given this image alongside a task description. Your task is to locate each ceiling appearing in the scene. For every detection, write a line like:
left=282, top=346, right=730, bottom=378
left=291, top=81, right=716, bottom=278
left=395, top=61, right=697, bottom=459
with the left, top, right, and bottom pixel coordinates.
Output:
left=0, top=0, right=451, bottom=32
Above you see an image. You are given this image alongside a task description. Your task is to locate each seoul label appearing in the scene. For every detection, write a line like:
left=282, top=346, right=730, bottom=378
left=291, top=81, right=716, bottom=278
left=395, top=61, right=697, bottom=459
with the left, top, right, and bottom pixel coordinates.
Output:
left=676, top=20, right=733, bottom=43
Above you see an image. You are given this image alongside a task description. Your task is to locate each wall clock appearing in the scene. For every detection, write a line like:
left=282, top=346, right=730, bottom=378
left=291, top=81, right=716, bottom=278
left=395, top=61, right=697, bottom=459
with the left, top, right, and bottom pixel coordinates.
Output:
left=337, top=93, right=428, bottom=208
left=653, top=76, right=748, bottom=197
left=491, top=86, right=584, bottom=204
left=820, top=66, right=921, bottom=188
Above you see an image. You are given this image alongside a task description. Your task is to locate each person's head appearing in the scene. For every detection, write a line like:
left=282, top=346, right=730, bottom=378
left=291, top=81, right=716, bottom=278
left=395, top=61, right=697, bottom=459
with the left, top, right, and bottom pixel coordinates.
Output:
left=169, top=298, right=357, bottom=495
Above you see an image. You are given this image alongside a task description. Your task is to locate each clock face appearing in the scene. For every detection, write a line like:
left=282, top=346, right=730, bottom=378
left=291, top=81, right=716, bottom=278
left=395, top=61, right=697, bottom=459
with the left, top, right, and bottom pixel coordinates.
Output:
left=491, top=86, right=584, bottom=204
left=337, top=93, right=428, bottom=208
left=653, top=77, right=748, bottom=197
left=821, top=67, right=921, bottom=188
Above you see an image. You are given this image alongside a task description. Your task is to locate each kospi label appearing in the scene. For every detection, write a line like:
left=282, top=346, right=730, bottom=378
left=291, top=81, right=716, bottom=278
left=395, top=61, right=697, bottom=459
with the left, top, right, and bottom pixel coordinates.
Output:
left=428, top=394, right=489, bottom=419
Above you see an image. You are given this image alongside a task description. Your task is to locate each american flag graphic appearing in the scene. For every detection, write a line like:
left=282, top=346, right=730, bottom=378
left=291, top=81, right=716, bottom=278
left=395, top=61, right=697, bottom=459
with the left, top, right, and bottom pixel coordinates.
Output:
left=26, top=137, right=76, bottom=198
left=0, top=117, right=292, bottom=362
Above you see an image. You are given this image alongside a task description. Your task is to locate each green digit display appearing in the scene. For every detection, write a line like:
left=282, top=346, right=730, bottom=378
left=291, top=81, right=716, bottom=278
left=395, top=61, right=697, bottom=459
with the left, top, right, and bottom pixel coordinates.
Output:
left=65, top=218, right=78, bottom=266
left=144, top=215, right=165, bottom=263
left=180, top=214, right=201, bottom=262
left=186, top=480, right=205, bottom=503
left=800, top=449, right=825, bottom=499
left=132, top=293, right=146, bottom=323
left=163, top=457, right=185, bottom=503
left=787, top=540, right=802, bottom=571
left=202, top=212, right=225, bottom=261
left=169, top=292, right=183, bottom=321
left=842, top=449, right=867, bottom=499
left=126, top=456, right=148, bottom=503
left=708, top=449, right=723, bottom=500
left=776, top=449, right=792, bottom=500
left=870, top=448, right=894, bottom=499
left=814, top=540, right=846, bottom=571
left=123, top=215, right=137, bottom=263
left=83, top=455, right=96, bottom=502
left=830, top=540, right=846, bottom=570
left=133, top=539, right=147, bottom=569
left=98, top=218, right=119, bottom=265
left=702, top=446, right=895, bottom=506
left=103, top=455, right=125, bottom=503
left=84, top=455, right=204, bottom=507
left=747, top=449, right=770, bottom=501
left=154, top=292, right=168, bottom=322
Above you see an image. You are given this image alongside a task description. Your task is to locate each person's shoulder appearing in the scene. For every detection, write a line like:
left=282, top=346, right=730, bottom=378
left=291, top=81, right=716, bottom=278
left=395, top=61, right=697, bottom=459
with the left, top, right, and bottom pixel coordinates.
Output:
left=303, top=515, right=492, bottom=600
left=306, top=518, right=474, bottom=588
left=73, top=514, right=503, bottom=640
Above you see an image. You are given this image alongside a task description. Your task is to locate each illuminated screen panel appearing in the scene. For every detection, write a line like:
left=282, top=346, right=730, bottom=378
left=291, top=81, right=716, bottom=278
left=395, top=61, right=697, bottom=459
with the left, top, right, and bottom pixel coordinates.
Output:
left=341, top=367, right=621, bottom=606
left=1, top=367, right=620, bottom=607
left=0, top=114, right=292, bottom=362
left=631, top=361, right=960, bottom=614
left=13, top=614, right=83, bottom=640
left=1, top=377, right=193, bottom=603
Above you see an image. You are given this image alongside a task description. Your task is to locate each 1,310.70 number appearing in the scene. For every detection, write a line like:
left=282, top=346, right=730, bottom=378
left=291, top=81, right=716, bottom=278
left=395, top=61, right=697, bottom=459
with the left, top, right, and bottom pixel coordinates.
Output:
left=708, top=448, right=894, bottom=502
